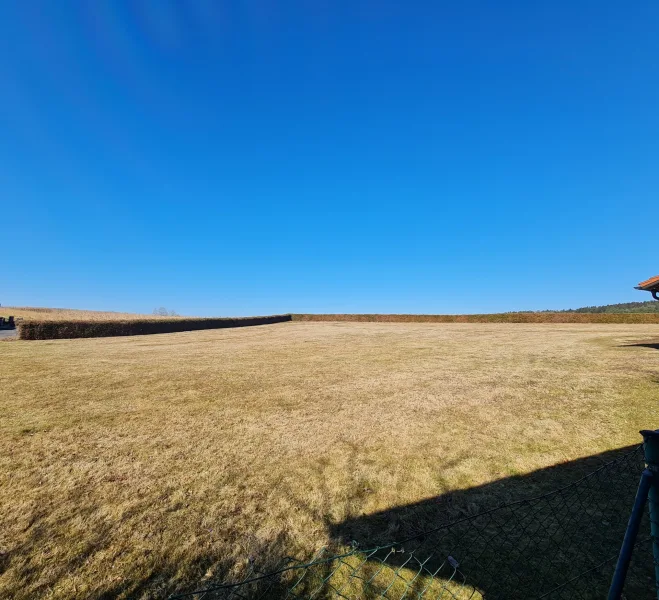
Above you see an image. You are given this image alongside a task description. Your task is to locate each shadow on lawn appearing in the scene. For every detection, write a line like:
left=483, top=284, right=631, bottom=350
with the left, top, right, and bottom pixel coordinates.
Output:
left=6, top=443, right=654, bottom=599
left=168, top=444, right=654, bottom=600
left=328, top=444, right=654, bottom=600
left=10, top=447, right=647, bottom=598
left=622, top=342, right=659, bottom=350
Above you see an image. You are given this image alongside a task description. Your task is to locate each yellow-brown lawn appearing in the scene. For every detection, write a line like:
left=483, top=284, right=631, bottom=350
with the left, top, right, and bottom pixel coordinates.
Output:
left=1, top=322, right=658, bottom=598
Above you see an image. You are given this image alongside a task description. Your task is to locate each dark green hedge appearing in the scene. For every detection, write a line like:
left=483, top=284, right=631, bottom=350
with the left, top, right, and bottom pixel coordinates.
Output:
left=19, top=315, right=292, bottom=340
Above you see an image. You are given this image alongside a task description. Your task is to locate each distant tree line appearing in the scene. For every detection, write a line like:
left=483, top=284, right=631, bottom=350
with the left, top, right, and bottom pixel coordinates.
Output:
left=546, top=301, right=659, bottom=314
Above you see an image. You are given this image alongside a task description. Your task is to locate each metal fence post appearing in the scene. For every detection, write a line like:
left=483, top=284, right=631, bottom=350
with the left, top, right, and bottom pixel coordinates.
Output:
left=641, top=430, right=659, bottom=600
left=608, top=468, right=653, bottom=599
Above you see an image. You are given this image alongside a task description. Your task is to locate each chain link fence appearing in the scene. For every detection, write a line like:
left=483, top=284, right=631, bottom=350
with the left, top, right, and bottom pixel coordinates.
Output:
left=170, top=444, right=656, bottom=600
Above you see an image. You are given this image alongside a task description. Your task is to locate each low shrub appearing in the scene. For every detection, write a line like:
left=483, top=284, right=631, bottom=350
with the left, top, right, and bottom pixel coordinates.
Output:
left=19, top=315, right=292, bottom=340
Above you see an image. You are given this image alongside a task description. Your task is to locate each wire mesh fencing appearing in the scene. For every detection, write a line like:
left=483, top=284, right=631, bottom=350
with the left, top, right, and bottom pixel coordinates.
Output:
left=170, top=445, right=656, bottom=600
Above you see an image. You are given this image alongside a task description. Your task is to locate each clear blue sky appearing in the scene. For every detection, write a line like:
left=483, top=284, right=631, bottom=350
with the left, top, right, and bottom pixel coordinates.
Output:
left=2, top=2, right=657, bottom=316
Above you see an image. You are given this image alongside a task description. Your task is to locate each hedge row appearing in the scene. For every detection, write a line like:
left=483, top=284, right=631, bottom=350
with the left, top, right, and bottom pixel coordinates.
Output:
left=19, top=312, right=659, bottom=339
left=290, top=313, right=659, bottom=324
left=19, top=315, right=292, bottom=340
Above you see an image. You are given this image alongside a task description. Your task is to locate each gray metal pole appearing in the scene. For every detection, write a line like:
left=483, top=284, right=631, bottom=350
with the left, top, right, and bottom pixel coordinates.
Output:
left=608, top=469, right=652, bottom=600
left=641, top=430, right=659, bottom=600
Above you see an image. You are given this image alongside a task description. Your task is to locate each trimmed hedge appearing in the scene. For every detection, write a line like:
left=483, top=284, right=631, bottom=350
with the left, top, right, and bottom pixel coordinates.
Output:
left=19, top=315, right=292, bottom=340
left=18, top=312, right=659, bottom=339
left=291, top=313, right=659, bottom=324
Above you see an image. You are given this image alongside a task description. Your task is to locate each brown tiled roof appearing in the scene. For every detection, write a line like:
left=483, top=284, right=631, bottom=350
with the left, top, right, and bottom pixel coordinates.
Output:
left=636, top=275, right=659, bottom=291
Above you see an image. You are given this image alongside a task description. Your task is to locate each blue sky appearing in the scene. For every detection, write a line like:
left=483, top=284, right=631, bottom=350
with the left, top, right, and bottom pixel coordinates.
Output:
left=1, top=2, right=657, bottom=316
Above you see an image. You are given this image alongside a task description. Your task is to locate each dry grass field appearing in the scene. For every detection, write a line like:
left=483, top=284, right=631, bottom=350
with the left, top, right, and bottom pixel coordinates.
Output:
left=1, top=322, right=658, bottom=598
left=1, top=307, right=164, bottom=322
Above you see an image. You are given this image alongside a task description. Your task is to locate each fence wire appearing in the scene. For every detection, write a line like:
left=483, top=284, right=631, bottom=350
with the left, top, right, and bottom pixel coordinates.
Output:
left=170, top=445, right=655, bottom=600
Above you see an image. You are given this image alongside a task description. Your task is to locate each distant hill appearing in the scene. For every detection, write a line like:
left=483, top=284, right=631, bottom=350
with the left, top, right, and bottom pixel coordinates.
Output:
left=552, top=301, right=659, bottom=314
